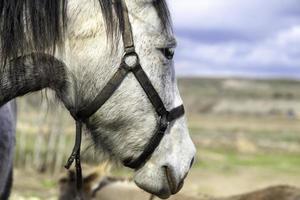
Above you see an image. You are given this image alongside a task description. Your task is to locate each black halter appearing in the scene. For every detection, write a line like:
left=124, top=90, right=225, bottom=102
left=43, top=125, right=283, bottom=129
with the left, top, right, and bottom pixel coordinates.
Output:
left=65, top=0, right=185, bottom=191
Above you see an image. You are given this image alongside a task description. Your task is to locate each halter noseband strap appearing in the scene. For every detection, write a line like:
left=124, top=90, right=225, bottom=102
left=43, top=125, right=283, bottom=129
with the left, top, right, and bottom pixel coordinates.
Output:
left=65, top=0, right=185, bottom=192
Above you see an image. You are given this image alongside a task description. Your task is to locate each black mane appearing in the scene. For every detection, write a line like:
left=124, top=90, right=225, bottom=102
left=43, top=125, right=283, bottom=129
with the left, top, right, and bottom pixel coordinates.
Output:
left=0, top=0, right=171, bottom=67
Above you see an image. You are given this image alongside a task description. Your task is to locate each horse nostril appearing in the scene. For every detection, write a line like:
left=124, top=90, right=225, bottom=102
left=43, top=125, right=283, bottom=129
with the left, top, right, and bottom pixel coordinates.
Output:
left=190, top=157, right=195, bottom=169
left=164, top=166, right=177, bottom=194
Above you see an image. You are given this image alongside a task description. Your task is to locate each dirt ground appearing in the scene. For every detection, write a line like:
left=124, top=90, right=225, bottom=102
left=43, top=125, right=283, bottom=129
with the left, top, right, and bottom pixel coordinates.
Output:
left=182, top=168, right=300, bottom=197
left=10, top=165, right=300, bottom=200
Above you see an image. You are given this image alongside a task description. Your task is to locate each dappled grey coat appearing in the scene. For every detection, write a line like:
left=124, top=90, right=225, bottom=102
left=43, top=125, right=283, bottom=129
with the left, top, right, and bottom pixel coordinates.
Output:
left=0, top=101, right=16, bottom=200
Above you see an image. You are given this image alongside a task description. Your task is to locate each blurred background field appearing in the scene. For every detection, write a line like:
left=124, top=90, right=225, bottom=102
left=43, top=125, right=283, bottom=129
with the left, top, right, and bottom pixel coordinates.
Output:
left=11, top=77, right=300, bottom=199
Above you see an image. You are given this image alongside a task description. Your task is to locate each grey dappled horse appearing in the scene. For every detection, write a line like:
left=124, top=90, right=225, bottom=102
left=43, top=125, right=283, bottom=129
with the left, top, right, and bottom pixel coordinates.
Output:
left=0, top=0, right=195, bottom=199
left=0, top=101, right=16, bottom=200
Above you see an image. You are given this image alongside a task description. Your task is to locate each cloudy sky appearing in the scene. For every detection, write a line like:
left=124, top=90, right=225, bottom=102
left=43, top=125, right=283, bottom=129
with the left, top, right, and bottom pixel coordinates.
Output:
left=169, top=0, right=300, bottom=79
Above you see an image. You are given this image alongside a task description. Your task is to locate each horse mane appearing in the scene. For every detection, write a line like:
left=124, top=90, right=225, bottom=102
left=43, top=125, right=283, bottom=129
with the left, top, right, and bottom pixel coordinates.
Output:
left=0, top=0, right=171, bottom=67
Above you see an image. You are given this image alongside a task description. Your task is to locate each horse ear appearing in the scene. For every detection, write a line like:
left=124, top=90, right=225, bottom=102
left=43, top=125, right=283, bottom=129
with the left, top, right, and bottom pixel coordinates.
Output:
left=59, top=177, right=68, bottom=184
left=59, top=170, right=76, bottom=184
left=83, top=172, right=99, bottom=185
left=68, top=170, right=76, bottom=182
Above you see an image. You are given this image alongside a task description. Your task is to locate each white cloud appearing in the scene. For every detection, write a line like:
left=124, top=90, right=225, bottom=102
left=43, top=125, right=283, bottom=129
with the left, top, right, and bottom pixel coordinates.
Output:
left=169, top=0, right=300, bottom=78
left=174, top=26, right=300, bottom=76
left=170, top=0, right=299, bottom=33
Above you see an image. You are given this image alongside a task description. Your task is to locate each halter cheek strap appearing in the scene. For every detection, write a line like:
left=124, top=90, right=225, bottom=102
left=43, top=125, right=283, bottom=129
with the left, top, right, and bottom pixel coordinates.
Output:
left=64, top=0, right=185, bottom=192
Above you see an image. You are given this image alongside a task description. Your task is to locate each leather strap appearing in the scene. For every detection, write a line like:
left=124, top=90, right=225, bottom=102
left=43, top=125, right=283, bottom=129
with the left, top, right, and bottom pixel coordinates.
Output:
left=120, top=0, right=135, bottom=53
left=64, top=121, right=83, bottom=191
left=168, top=105, right=185, bottom=121
left=76, top=65, right=129, bottom=119
left=131, top=64, right=168, bottom=116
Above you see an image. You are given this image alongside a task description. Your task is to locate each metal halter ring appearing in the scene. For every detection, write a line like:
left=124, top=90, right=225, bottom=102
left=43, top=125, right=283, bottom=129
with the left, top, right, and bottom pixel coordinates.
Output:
left=123, top=51, right=139, bottom=70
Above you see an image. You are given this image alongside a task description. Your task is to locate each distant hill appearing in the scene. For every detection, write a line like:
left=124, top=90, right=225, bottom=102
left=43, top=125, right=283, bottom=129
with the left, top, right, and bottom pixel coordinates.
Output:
left=178, top=78, right=300, bottom=117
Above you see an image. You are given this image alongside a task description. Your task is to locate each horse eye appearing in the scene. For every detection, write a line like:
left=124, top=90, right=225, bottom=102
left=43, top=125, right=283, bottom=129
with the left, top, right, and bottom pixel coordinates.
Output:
left=159, top=48, right=175, bottom=60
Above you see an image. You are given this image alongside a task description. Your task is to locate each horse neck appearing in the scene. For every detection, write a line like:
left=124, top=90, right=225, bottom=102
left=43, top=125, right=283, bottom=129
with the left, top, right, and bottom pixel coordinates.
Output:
left=0, top=53, right=67, bottom=107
